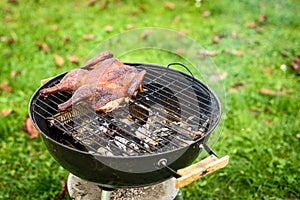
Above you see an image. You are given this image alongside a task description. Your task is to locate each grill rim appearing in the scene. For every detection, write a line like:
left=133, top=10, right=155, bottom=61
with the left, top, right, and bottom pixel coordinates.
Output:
left=29, top=62, right=222, bottom=159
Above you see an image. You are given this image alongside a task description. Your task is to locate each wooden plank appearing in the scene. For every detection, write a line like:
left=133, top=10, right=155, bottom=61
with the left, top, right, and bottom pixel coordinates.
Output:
left=175, top=155, right=229, bottom=188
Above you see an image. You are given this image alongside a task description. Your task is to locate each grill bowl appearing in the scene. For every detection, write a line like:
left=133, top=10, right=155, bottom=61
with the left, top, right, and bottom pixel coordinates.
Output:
left=29, top=62, right=221, bottom=188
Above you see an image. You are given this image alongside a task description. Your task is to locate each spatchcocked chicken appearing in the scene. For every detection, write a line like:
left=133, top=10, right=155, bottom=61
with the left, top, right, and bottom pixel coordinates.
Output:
left=40, top=51, right=146, bottom=112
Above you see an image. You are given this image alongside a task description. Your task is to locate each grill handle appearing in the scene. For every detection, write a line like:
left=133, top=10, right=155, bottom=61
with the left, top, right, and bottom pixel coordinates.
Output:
left=167, top=63, right=195, bottom=80
left=175, top=154, right=229, bottom=188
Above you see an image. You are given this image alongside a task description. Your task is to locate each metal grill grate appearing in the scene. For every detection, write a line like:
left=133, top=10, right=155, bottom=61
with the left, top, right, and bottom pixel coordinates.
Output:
left=32, top=63, right=221, bottom=156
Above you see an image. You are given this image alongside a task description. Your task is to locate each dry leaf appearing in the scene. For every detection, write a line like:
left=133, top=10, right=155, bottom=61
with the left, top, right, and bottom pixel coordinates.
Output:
left=172, top=15, right=181, bottom=25
left=68, top=55, right=79, bottom=64
left=104, top=25, right=113, bottom=32
left=164, top=2, right=175, bottom=9
left=231, top=30, right=237, bottom=38
left=0, top=81, right=12, bottom=93
left=264, top=119, right=274, bottom=126
left=199, top=49, right=218, bottom=57
left=178, top=29, right=189, bottom=35
left=54, top=55, right=64, bottom=67
left=209, top=72, right=227, bottom=82
left=54, top=179, right=68, bottom=200
left=100, top=0, right=109, bottom=9
left=290, top=55, right=300, bottom=73
left=1, top=36, right=15, bottom=44
left=4, top=16, right=11, bottom=23
left=125, top=24, right=135, bottom=30
left=62, top=36, right=70, bottom=43
left=87, top=0, right=97, bottom=6
left=83, top=34, right=94, bottom=40
left=173, top=49, right=185, bottom=56
left=246, top=21, right=256, bottom=28
left=51, top=24, right=58, bottom=31
left=35, top=41, right=49, bottom=54
left=280, top=50, right=289, bottom=57
left=212, top=35, right=220, bottom=44
left=201, top=10, right=211, bottom=17
left=8, top=0, right=18, bottom=5
left=230, top=50, right=244, bottom=57
left=1, top=109, right=13, bottom=117
left=259, top=14, right=267, bottom=24
left=10, top=70, right=18, bottom=79
left=141, top=29, right=153, bottom=39
left=255, top=27, right=263, bottom=33
left=229, top=82, right=244, bottom=93
left=264, top=66, right=273, bottom=75
left=260, top=88, right=286, bottom=96
left=22, top=116, right=39, bottom=139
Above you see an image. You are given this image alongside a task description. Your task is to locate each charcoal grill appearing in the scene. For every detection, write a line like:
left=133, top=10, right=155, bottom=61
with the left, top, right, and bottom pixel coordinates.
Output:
left=29, top=62, right=228, bottom=193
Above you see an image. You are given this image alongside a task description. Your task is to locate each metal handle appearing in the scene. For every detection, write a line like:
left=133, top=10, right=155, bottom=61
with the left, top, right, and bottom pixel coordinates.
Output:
left=167, top=62, right=195, bottom=79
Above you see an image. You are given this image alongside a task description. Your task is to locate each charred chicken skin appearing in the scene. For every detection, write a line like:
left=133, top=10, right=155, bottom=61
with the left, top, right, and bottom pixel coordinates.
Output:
left=40, top=51, right=146, bottom=112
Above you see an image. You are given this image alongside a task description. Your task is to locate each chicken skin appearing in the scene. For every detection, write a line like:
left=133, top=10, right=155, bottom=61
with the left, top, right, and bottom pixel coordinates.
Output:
left=40, top=52, right=146, bottom=112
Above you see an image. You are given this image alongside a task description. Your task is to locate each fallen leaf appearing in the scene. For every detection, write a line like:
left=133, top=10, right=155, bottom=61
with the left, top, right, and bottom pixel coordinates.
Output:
left=8, top=0, right=18, bottom=5
left=87, top=0, right=97, bottom=6
left=68, top=55, right=79, bottom=64
left=35, top=41, right=49, bottom=54
left=115, top=0, right=120, bottom=6
left=255, top=27, right=263, bottom=33
left=1, top=109, right=13, bottom=117
left=173, top=49, right=185, bottom=56
left=141, top=29, right=153, bottom=39
left=230, top=50, right=244, bottom=57
left=172, top=15, right=181, bottom=25
left=264, top=119, right=273, bottom=126
left=54, top=55, right=64, bottom=67
left=201, top=10, right=211, bottom=17
left=104, top=25, right=113, bottom=32
left=100, top=0, right=109, bottom=9
left=22, top=115, right=39, bottom=139
left=125, top=24, right=135, bottom=30
left=259, top=14, right=267, bottom=24
left=264, top=66, right=273, bottom=75
left=178, top=29, right=189, bottom=35
left=62, top=36, right=70, bottom=43
left=231, top=30, right=237, bottom=38
left=290, top=55, right=300, bottom=73
left=209, top=72, right=227, bottom=82
left=83, top=34, right=94, bottom=40
left=199, top=49, right=218, bottom=57
left=246, top=21, right=256, bottom=28
left=1, top=36, right=15, bottom=44
left=4, top=15, right=11, bottom=23
left=229, top=82, right=244, bottom=93
left=10, top=70, right=18, bottom=79
left=0, top=81, right=12, bottom=93
left=164, top=2, right=175, bottom=9
left=51, top=24, right=58, bottom=31
left=260, top=88, right=286, bottom=96
left=212, top=35, right=220, bottom=44
left=54, top=179, right=68, bottom=200
left=280, top=50, right=289, bottom=57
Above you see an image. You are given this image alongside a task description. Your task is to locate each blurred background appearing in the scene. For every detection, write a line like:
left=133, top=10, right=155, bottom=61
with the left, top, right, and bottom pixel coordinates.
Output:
left=0, top=0, right=299, bottom=199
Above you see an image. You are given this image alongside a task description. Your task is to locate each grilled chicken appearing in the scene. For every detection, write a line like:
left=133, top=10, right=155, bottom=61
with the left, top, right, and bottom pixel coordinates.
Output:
left=40, top=52, right=146, bottom=112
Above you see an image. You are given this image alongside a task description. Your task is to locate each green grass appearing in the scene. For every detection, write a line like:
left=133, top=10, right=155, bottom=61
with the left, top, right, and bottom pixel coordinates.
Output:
left=1, top=0, right=300, bottom=199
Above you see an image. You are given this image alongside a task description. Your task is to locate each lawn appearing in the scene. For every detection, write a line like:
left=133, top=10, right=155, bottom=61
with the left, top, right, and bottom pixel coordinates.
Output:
left=1, top=0, right=300, bottom=199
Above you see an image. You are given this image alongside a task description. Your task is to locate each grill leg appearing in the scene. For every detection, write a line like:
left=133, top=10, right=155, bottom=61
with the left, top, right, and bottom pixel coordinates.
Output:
left=101, top=189, right=111, bottom=200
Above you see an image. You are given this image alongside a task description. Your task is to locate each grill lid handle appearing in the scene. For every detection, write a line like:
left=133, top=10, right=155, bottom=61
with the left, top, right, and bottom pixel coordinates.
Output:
left=167, top=63, right=195, bottom=80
